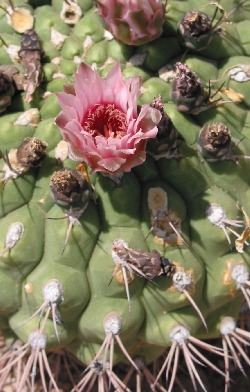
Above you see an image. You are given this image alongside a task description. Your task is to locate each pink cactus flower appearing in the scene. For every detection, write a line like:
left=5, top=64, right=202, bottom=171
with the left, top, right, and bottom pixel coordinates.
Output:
left=96, top=0, right=165, bottom=46
left=55, top=61, right=161, bottom=175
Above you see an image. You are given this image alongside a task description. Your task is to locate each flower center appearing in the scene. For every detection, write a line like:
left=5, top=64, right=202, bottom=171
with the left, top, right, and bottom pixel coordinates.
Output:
left=83, top=104, right=128, bottom=139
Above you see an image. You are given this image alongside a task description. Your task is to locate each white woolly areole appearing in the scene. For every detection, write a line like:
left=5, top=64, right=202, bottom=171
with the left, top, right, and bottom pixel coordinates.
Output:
left=158, top=65, right=177, bottom=82
left=50, top=27, right=67, bottom=49
left=51, top=57, right=62, bottom=65
left=111, top=238, right=129, bottom=265
left=52, top=72, right=67, bottom=79
left=82, top=35, right=94, bottom=57
left=42, top=279, right=64, bottom=304
left=103, top=312, right=122, bottom=335
left=28, top=330, right=47, bottom=350
left=14, top=108, right=40, bottom=126
left=3, top=44, right=21, bottom=63
left=91, top=63, right=98, bottom=71
left=6, top=7, right=34, bottom=33
left=113, top=238, right=129, bottom=249
left=103, top=30, right=114, bottom=41
left=148, top=187, right=168, bottom=211
left=172, top=270, right=192, bottom=292
left=101, top=57, right=116, bottom=69
left=5, top=222, right=24, bottom=249
left=228, top=65, right=250, bottom=82
left=60, top=1, right=82, bottom=25
left=140, top=86, right=148, bottom=94
left=73, top=56, right=82, bottom=65
left=43, top=92, right=53, bottom=98
left=170, top=324, right=190, bottom=345
left=2, top=163, right=19, bottom=181
left=55, top=140, right=68, bottom=161
left=111, top=250, right=123, bottom=265
left=220, top=316, right=236, bottom=335
left=230, top=263, right=249, bottom=285
left=3, top=149, right=29, bottom=179
left=205, top=203, right=226, bottom=226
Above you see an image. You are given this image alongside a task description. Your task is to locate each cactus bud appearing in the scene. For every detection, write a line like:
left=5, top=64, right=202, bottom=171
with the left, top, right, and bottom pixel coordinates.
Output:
left=49, top=168, right=95, bottom=253
left=18, top=29, right=44, bottom=103
left=147, top=95, right=179, bottom=159
left=197, top=123, right=232, bottom=161
left=197, top=122, right=250, bottom=162
left=177, top=11, right=213, bottom=51
left=170, top=62, right=207, bottom=114
left=50, top=168, right=91, bottom=211
left=0, top=138, right=47, bottom=187
left=96, top=0, right=165, bottom=46
left=16, top=138, right=47, bottom=168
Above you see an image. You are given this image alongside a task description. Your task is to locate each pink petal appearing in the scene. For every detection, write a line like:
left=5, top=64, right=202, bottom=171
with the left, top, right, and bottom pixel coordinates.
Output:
left=105, top=61, right=124, bottom=91
left=57, top=91, right=75, bottom=109
left=97, top=156, right=126, bottom=172
left=77, top=63, right=95, bottom=81
left=55, top=111, right=69, bottom=131
left=137, top=105, right=161, bottom=132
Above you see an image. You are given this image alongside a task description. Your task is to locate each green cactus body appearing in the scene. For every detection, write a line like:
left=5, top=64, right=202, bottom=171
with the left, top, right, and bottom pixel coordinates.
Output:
left=0, top=0, right=250, bottom=390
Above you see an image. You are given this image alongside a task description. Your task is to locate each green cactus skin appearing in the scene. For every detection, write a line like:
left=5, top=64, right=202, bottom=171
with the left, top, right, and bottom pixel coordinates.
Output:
left=0, top=0, right=250, bottom=390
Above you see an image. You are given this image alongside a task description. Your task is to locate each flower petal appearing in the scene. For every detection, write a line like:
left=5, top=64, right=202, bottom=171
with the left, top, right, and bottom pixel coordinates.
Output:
left=97, top=156, right=126, bottom=172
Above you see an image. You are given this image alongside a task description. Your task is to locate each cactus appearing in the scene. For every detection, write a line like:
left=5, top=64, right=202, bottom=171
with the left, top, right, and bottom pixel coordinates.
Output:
left=0, top=0, right=250, bottom=391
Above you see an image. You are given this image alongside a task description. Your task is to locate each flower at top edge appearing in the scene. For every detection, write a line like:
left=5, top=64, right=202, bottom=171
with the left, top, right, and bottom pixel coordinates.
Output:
left=55, top=61, right=161, bottom=175
left=96, top=0, right=165, bottom=46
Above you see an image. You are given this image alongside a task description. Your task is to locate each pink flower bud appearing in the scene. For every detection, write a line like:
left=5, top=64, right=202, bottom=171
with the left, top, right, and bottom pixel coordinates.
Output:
left=96, top=0, right=165, bottom=46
